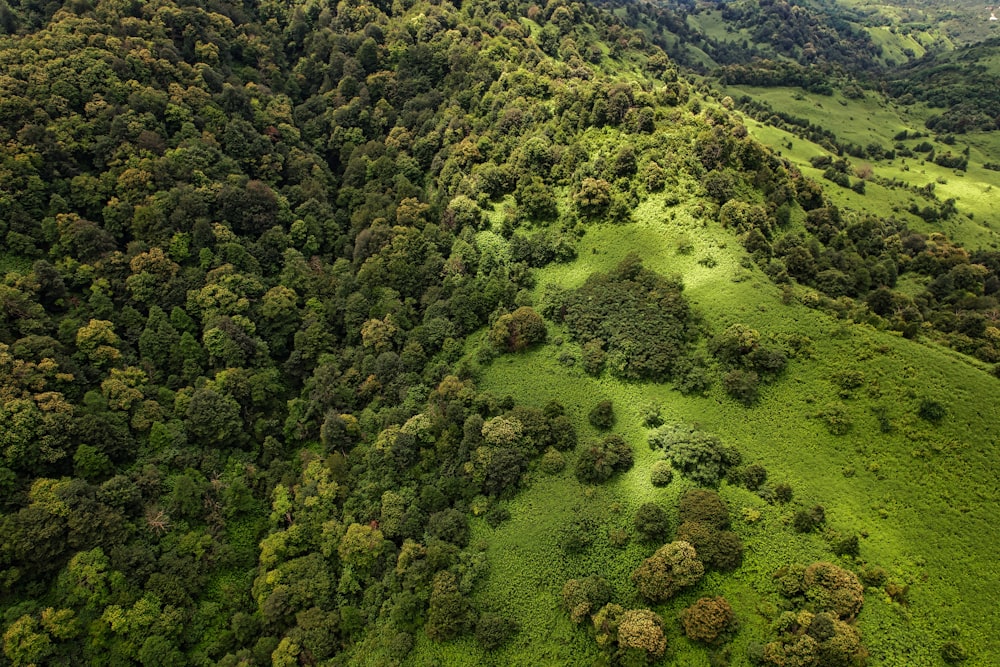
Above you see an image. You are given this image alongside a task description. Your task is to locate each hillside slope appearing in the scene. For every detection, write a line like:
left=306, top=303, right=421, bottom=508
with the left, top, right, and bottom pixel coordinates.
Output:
left=0, top=1, right=998, bottom=666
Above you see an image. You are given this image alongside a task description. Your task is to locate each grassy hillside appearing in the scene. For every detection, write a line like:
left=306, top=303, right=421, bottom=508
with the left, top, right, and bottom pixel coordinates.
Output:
left=406, top=185, right=1000, bottom=665
left=721, top=85, right=1000, bottom=250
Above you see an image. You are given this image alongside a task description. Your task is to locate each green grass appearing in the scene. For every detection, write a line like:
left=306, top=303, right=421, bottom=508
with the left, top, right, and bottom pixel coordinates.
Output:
left=725, top=87, right=1000, bottom=250
left=409, top=193, right=1000, bottom=666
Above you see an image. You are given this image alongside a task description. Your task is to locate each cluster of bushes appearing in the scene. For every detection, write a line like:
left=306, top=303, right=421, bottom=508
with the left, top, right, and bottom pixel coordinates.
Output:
left=551, top=253, right=701, bottom=381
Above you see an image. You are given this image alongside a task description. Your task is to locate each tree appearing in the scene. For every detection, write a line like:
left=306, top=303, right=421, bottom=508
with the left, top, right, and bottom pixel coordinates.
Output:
left=631, top=541, right=704, bottom=602
left=649, top=425, right=740, bottom=486
left=425, top=571, right=474, bottom=641
left=588, top=400, right=615, bottom=430
left=634, top=503, right=670, bottom=542
left=574, top=178, right=612, bottom=219
left=681, top=597, right=736, bottom=643
left=617, top=608, right=667, bottom=658
left=575, top=435, right=633, bottom=484
left=488, top=307, right=546, bottom=352
left=184, top=388, right=242, bottom=447
left=562, top=576, right=613, bottom=624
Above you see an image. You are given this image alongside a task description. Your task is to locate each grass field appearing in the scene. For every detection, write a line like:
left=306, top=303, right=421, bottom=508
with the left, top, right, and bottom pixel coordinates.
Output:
left=408, top=191, right=1000, bottom=666
left=722, top=86, right=1000, bottom=250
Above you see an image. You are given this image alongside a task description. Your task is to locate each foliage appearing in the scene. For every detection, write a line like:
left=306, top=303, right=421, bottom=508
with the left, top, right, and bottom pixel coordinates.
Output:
left=649, top=424, right=741, bottom=486
left=631, top=540, right=705, bottom=602
left=489, top=307, right=547, bottom=353
left=650, top=460, right=674, bottom=487
left=634, top=503, right=671, bottom=543
left=588, top=400, right=616, bottom=430
left=575, top=435, right=634, bottom=484
left=556, top=254, right=700, bottom=381
left=681, top=596, right=737, bottom=644
left=562, top=576, right=613, bottom=625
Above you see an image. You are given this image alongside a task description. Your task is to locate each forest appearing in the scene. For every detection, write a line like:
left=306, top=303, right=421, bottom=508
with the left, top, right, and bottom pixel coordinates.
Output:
left=0, top=0, right=998, bottom=666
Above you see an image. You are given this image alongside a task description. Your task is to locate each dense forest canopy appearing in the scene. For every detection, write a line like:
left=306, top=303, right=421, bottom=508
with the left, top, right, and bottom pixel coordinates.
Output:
left=0, top=0, right=998, bottom=665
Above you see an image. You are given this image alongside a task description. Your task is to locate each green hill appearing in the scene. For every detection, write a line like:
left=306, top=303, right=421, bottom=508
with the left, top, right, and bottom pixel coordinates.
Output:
left=0, top=1, right=998, bottom=666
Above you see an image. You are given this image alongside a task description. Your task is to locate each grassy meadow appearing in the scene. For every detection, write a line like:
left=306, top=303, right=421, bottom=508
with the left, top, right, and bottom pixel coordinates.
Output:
left=406, top=189, right=1000, bottom=666
left=723, top=85, right=1000, bottom=250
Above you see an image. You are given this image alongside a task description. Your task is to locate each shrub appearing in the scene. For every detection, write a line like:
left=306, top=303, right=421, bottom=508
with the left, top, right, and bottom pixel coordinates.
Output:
left=773, top=483, right=794, bottom=504
left=735, top=463, right=767, bottom=490
left=475, top=614, right=518, bottom=650
left=681, top=596, right=736, bottom=643
left=485, top=505, right=510, bottom=528
left=575, top=435, right=633, bottom=483
left=539, top=448, right=566, bottom=474
left=802, top=562, right=864, bottom=620
left=559, top=516, right=598, bottom=553
left=617, top=608, right=667, bottom=658
left=634, top=503, right=670, bottom=542
left=723, top=369, right=760, bottom=406
left=632, top=541, right=704, bottom=602
left=832, top=533, right=860, bottom=558
left=677, top=521, right=744, bottom=571
left=818, top=402, right=852, bottom=435
left=918, top=398, right=946, bottom=423
left=792, top=505, right=826, bottom=533
left=562, top=576, right=612, bottom=624
left=650, top=460, right=674, bottom=487
left=649, top=424, right=740, bottom=486
left=581, top=340, right=606, bottom=376
left=641, top=402, right=663, bottom=427
left=488, top=306, right=547, bottom=352
left=679, top=489, right=731, bottom=529
left=941, top=641, right=969, bottom=663
left=588, top=400, right=615, bottom=430
left=562, top=254, right=699, bottom=381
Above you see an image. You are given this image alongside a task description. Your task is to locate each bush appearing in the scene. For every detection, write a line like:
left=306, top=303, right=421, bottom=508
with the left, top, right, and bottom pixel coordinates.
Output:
left=617, top=608, right=668, bottom=658
left=632, top=541, right=704, bottom=602
left=539, top=448, right=566, bottom=474
left=773, top=483, right=793, bottom=504
left=678, top=489, right=731, bottom=529
left=832, top=533, right=860, bottom=558
left=581, top=339, right=606, bottom=375
left=723, top=369, right=760, bottom=406
left=641, top=402, right=663, bottom=427
left=634, top=503, right=670, bottom=542
left=488, top=306, right=547, bottom=352
left=681, top=596, right=736, bottom=643
left=918, top=398, right=946, bottom=423
left=735, top=463, right=767, bottom=490
left=649, top=424, right=740, bottom=486
left=941, top=641, right=969, bottom=663
left=650, top=460, right=673, bottom=487
left=562, top=576, right=612, bottom=624
left=485, top=505, right=510, bottom=528
left=575, top=435, right=633, bottom=484
left=562, top=254, right=700, bottom=381
left=792, top=505, right=826, bottom=533
left=802, top=562, right=864, bottom=620
left=588, top=400, right=615, bottom=430
left=475, top=614, right=518, bottom=650
left=818, top=402, right=852, bottom=435
left=677, top=521, right=744, bottom=571
left=559, top=516, right=599, bottom=554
